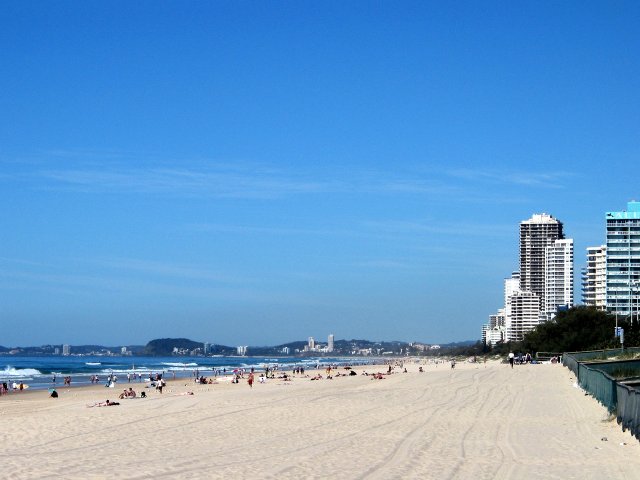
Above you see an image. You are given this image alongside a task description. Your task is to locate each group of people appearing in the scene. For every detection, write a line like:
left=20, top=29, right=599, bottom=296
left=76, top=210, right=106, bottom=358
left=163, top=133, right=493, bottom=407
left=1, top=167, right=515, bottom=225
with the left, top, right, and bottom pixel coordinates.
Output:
left=507, top=352, right=534, bottom=368
left=118, top=387, right=139, bottom=399
left=1, top=382, right=26, bottom=393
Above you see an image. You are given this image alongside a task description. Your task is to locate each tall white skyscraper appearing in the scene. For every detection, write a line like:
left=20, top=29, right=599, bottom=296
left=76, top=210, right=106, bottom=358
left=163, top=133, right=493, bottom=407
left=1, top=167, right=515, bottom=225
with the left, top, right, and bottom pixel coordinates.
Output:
left=504, top=271, right=520, bottom=307
left=501, top=272, right=520, bottom=342
left=327, top=334, right=334, bottom=353
left=62, top=344, right=70, bottom=356
left=520, top=213, right=564, bottom=308
left=544, top=239, right=574, bottom=320
left=308, top=337, right=315, bottom=350
left=582, top=245, right=607, bottom=309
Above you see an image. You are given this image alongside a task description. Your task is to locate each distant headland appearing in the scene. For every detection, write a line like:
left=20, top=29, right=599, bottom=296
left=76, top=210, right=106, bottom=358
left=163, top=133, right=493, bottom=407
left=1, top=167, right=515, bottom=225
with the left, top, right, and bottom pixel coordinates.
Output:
left=0, top=338, right=479, bottom=357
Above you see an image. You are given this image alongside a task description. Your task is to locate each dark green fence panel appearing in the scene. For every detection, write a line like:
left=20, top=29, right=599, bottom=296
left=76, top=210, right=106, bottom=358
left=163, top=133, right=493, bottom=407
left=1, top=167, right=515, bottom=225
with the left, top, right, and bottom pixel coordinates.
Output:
left=616, top=383, right=640, bottom=441
left=565, top=351, right=640, bottom=439
left=578, top=363, right=617, bottom=412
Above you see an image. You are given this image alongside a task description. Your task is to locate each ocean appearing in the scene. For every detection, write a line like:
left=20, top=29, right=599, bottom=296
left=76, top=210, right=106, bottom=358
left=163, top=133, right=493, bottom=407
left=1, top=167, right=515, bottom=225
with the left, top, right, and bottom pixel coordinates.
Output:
left=0, top=355, right=375, bottom=390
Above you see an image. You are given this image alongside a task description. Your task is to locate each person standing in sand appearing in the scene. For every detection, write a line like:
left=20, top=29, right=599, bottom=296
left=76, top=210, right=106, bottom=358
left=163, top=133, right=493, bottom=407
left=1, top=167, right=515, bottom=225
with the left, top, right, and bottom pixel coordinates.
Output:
left=248, top=373, right=254, bottom=388
left=508, top=352, right=515, bottom=369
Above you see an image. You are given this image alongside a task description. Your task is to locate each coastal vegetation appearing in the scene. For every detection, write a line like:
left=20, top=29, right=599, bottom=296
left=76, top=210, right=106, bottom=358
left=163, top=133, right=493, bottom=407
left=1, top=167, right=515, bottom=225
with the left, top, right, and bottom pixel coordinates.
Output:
left=490, top=306, right=640, bottom=356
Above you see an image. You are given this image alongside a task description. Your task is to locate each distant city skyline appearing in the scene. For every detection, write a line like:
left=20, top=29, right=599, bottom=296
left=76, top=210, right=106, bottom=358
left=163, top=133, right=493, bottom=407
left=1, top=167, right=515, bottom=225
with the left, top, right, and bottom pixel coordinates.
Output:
left=1, top=2, right=639, bottom=346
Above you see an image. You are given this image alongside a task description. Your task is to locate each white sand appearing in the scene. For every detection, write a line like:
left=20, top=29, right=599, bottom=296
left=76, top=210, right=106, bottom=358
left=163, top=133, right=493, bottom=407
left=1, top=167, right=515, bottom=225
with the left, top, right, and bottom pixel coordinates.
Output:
left=2, top=360, right=639, bottom=479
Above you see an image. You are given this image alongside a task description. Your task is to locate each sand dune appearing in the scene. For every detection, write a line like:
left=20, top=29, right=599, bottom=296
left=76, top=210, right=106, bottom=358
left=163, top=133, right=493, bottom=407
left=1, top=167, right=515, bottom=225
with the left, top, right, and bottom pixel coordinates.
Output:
left=2, top=360, right=639, bottom=479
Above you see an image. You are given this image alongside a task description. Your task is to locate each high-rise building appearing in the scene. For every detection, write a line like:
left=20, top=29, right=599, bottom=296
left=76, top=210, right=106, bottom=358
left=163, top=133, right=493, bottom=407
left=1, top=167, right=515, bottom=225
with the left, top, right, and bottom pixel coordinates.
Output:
left=504, top=272, right=520, bottom=308
left=520, top=213, right=564, bottom=308
left=606, top=201, right=640, bottom=316
left=327, top=334, right=334, bottom=353
left=237, top=346, right=248, bottom=356
left=203, top=342, right=210, bottom=355
left=482, top=308, right=506, bottom=346
left=62, top=344, right=70, bottom=356
left=489, top=308, right=505, bottom=329
left=500, top=272, right=521, bottom=341
left=544, top=239, right=574, bottom=319
left=308, top=337, right=315, bottom=350
left=582, top=245, right=607, bottom=309
left=505, top=290, right=541, bottom=342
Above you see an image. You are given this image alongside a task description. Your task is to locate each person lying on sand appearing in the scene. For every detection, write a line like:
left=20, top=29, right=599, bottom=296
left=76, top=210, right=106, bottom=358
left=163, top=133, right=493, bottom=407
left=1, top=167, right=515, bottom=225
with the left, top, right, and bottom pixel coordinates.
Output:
left=87, top=400, right=120, bottom=407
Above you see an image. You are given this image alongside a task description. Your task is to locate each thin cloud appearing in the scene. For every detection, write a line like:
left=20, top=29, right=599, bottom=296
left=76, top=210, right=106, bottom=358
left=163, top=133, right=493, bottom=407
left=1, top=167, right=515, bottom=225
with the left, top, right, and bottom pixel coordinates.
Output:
left=9, top=149, right=559, bottom=203
left=187, top=223, right=353, bottom=237
left=352, top=260, right=414, bottom=269
left=446, top=168, right=575, bottom=188
left=87, top=257, right=251, bottom=284
left=361, top=219, right=513, bottom=237
left=39, top=166, right=330, bottom=199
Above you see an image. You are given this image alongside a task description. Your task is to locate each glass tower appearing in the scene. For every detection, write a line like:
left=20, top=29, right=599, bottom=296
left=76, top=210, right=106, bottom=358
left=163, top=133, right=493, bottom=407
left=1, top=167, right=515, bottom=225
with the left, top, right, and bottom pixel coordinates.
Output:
left=606, top=201, right=640, bottom=317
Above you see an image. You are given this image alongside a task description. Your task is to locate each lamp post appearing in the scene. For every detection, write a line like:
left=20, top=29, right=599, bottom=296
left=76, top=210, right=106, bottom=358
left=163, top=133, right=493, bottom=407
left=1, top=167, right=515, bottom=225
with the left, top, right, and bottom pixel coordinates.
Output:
left=632, top=280, right=640, bottom=327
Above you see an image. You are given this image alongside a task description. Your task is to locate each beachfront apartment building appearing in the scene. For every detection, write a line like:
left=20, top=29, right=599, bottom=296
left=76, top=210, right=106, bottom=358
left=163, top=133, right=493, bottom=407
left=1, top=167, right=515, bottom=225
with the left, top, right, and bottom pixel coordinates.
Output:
left=62, top=344, right=70, bottom=356
left=504, top=271, right=520, bottom=307
left=482, top=323, right=506, bottom=346
left=505, top=290, right=542, bottom=342
left=544, top=239, right=574, bottom=320
left=582, top=245, right=607, bottom=309
left=483, top=212, right=574, bottom=344
left=482, top=308, right=506, bottom=346
left=328, top=334, right=334, bottom=353
left=606, top=201, right=640, bottom=317
left=519, top=213, right=564, bottom=309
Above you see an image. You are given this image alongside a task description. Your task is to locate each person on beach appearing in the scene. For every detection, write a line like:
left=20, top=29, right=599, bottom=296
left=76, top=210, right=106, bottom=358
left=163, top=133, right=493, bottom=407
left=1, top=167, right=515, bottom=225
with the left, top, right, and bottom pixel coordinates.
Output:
left=508, top=352, right=515, bottom=368
left=87, top=400, right=119, bottom=407
left=248, top=373, right=254, bottom=388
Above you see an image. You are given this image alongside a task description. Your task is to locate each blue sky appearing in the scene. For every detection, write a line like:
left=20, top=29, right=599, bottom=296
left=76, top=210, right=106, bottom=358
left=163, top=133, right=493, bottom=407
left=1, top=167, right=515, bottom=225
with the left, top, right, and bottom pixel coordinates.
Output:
left=1, top=2, right=639, bottom=347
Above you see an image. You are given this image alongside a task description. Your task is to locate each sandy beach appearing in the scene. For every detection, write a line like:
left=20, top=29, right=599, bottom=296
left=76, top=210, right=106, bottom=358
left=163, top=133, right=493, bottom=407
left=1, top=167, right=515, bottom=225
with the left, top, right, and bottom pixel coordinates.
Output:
left=2, top=360, right=639, bottom=479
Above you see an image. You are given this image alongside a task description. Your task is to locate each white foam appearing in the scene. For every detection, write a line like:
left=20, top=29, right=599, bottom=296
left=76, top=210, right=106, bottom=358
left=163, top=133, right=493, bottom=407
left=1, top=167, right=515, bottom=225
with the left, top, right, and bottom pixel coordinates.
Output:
left=0, top=366, right=42, bottom=378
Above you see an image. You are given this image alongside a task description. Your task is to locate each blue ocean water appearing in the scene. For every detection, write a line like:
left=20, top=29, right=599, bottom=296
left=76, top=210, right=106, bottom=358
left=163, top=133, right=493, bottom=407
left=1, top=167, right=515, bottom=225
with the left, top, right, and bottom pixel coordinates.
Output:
left=0, top=355, right=373, bottom=390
